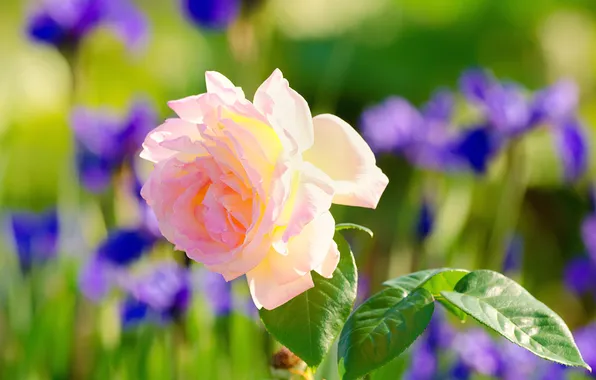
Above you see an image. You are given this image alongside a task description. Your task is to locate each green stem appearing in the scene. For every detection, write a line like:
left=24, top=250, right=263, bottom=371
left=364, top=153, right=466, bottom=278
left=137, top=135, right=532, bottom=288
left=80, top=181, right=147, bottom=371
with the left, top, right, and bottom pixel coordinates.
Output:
left=482, top=140, right=527, bottom=270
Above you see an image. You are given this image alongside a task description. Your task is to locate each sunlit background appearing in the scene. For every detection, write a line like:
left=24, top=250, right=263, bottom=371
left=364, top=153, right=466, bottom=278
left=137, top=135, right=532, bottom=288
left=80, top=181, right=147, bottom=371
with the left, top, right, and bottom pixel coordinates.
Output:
left=2, top=0, right=596, bottom=378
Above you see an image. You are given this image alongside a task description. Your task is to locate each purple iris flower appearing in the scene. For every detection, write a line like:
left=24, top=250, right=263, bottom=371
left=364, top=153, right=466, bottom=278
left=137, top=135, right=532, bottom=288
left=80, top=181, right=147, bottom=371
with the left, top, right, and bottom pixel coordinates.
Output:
left=459, top=68, right=495, bottom=104
left=96, top=228, right=156, bottom=266
left=416, top=199, right=434, bottom=242
left=26, top=0, right=148, bottom=52
left=182, top=0, right=241, bottom=30
left=459, top=70, right=533, bottom=137
left=197, top=268, right=232, bottom=316
left=403, top=342, right=438, bottom=380
left=503, top=234, right=524, bottom=274
left=554, top=118, right=588, bottom=183
left=531, top=79, right=587, bottom=183
left=79, top=226, right=157, bottom=301
left=8, top=209, right=59, bottom=273
left=452, top=329, right=504, bottom=377
left=71, top=99, right=156, bottom=193
left=582, top=214, right=596, bottom=264
left=499, top=341, right=539, bottom=380
left=531, top=80, right=579, bottom=124
left=452, top=125, right=497, bottom=174
left=122, top=262, right=192, bottom=327
left=573, top=323, right=596, bottom=377
left=404, top=309, right=454, bottom=379
left=564, top=256, right=596, bottom=296
left=360, top=97, right=425, bottom=154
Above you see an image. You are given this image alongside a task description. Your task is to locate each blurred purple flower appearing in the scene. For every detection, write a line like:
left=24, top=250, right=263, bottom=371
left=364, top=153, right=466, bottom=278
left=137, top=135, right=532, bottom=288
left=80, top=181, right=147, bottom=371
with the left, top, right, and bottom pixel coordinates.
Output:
left=361, top=97, right=424, bottom=154
left=71, top=99, right=157, bottom=193
left=563, top=256, right=595, bottom=296
left=452, top=329, right=503, bottom=377
left=182, top=0, right=241, bottom=31
left=416, top=199, right=434, bottom=242
left=404, top=309, right=454, bottom=379
left=582, top=215, right=596, bottom=264
left=452, top=126, right=496, bottom=174
left=574, top=323, right=596, bottom=377
left=485, top=83, right=532, bottom=136
left=355, top=274, right=370, bottom=306
left=460, top=70, right=533, bottom=136
left=459, top=69, right=496, bottom=104
left=198, top=269, right=232, bottom=316
left=422, top=89, right=454, bottom=126
left=503, top=234, right=524, bottom=274
left=79, top=255, right=116, bottom=301
left=122, top=262, right=192, bottom=327
left=499, top=341, right=539, bottom=380
left=27, top=0, right=148, bottom=52
left=79, top=227, right=157, bottom=301
left=554, top=119, right=588, bottom=183
left=403, top=342, right=437, bottom=380
left=8, top=209, right=59, bottom=273
left=532, top=80, right=579, bottom=124
left=97, top=228, right=156, bottom=266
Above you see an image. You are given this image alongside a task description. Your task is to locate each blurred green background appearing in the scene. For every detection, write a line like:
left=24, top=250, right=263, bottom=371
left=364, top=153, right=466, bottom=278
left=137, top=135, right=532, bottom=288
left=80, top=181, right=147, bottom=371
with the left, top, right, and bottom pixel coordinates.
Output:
left=2, top=0, right=596, bottom=379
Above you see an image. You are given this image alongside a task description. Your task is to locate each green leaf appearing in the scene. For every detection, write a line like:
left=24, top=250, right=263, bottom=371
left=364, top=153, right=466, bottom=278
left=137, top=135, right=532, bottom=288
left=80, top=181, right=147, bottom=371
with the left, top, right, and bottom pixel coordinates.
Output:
left=442, top=270, right=591, bottom=371
left=383, top=268, right=469, bottom=321
left=338, top=287, right=435, bottom=380
left=259, top=233, right=358, bottom=367
left=335, top=223, right=374, bottom=238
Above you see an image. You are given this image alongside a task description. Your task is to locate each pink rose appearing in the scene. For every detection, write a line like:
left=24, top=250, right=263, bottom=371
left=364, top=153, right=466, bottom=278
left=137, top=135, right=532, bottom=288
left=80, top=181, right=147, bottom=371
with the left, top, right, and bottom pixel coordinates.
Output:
left=140, top=69, right=388, bottom=309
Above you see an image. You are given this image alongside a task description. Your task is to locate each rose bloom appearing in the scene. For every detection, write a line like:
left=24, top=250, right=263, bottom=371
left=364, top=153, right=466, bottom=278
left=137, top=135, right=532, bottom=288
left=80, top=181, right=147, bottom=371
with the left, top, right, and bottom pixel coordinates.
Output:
left=140, top=69, right=388, bottom=309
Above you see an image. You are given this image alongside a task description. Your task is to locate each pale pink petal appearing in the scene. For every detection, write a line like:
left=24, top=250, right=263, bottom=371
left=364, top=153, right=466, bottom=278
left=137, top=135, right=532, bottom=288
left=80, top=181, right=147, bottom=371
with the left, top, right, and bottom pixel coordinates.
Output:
left=314, top=240, right=340, bottom=278
left=253, top=69, right=314, bottom=154
left=304, top=114, right=389, bottom=209
left=205, top=71, right=245, bottom=100
left=247, top=259, right=314, bottom=310
left=140, top=119, right=205, bottom=163
left=281, top=162, right=334, bottom=242
left=283, top=211, right=336, bottom=276
left=167, top=95, right=203, bottom=123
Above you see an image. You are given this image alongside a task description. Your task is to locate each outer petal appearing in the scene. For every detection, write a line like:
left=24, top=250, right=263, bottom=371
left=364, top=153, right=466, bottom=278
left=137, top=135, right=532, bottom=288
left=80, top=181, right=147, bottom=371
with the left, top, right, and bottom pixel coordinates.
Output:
left=140, top=119, right=205, bottom=163
left=205, top=71, right=245, bottom=100
left=284, top=211, right=337, bottom=276
left=315, top=240, right=340, bottom=278
left=247, top=262, right=314, bottom=310
left=253, top=69, right=314, bottom=154
left=304, top=114, right=389, bottom=208
left=280, top=162, right=335, bottom=243
left=167, top=95, right=204, bottom=123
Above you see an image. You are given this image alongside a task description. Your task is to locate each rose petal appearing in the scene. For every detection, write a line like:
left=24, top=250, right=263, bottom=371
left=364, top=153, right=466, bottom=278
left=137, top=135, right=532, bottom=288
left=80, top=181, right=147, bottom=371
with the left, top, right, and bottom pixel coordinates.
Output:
left=304, top=114, right=389, bottom=208
left=284, top=210, right=336, bottom=276
left=140, top=118, right=205, bottom=163
left=247, top=259, right=314, bottom=310
left=167, top=95, right=204, bottom=123
left=254, top=69, right=314, bottom=154
left=315, top=240, right=340, bottom=278
left=205, top=71, right=245, bottom=100
left=280, top=162, right=334, bottom=243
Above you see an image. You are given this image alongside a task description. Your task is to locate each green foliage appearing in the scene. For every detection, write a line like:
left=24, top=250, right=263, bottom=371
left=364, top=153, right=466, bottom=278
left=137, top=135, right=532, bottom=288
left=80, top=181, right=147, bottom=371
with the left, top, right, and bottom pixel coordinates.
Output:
left=384, top=268, right=469, bottom=320
left=259, top=233, right=358, bottom=367
left=338, top=287, right=435, bottom=380
left=442, top=270, right=591, bottom=371
left=335, top=223, right=374, bottom=238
